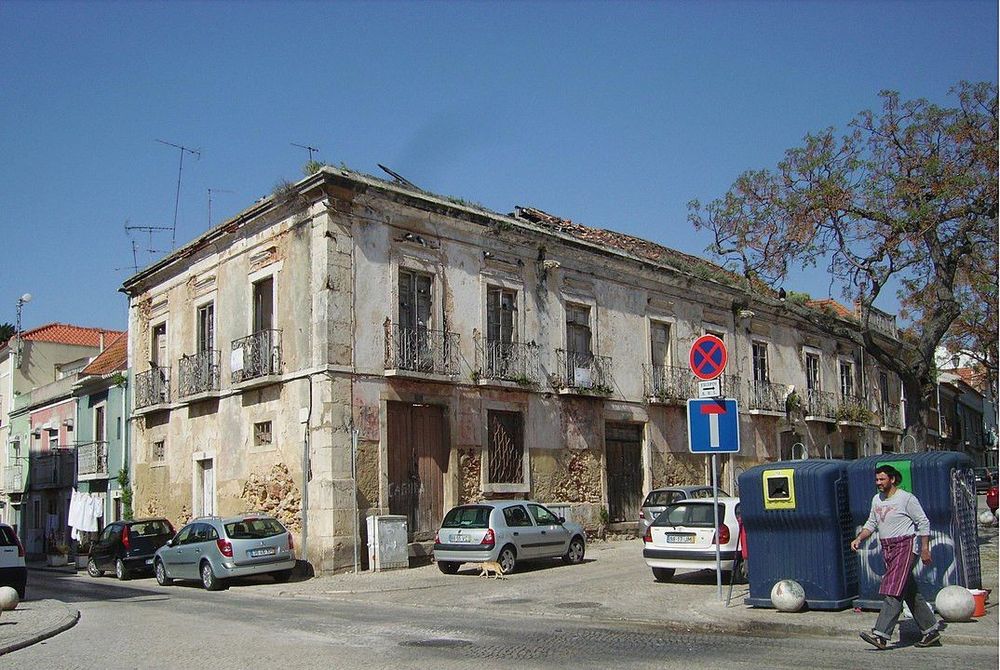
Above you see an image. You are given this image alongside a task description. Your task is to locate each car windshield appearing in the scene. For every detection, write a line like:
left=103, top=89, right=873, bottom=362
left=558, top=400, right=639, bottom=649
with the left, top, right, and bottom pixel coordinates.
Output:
left=130, top=520, right=173, bottom=537
left=652, top=502, right=723, bottom=528
left=644, top=490, right=683, bottom=506
left=441, top=505, right=492, bottom=529
left=225, top=518, right=286, bottom=539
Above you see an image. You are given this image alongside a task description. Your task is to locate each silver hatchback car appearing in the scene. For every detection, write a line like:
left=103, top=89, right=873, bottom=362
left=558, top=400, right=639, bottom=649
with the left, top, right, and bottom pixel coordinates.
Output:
left=153, top=514, right=295, bottom=590
left=433, top=500, right=586, bottom=575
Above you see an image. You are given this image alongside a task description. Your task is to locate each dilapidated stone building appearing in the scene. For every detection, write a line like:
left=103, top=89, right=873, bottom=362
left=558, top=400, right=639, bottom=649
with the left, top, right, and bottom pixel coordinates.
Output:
left=121, top=167, right=905, bottom=573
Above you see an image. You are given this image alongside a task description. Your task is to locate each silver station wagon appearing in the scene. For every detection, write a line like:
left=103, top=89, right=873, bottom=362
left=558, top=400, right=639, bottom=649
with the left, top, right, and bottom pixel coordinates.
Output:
left=153, top=514, right=296, bottom=590
left=433, top=500, right=586, bottom=575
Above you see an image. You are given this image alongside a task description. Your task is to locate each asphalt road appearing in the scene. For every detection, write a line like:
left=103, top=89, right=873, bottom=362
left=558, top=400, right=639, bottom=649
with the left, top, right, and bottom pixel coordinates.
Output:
left=12, top=569, right=998, bottom=670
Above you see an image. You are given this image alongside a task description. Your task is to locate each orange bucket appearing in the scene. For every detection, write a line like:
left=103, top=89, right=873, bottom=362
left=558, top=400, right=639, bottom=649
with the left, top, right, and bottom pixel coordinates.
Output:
left=970, top=589, right=988, bottom=617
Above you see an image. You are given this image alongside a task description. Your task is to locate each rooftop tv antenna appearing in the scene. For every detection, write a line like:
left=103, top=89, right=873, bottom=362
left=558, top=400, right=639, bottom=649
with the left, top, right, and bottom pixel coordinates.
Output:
left=377, top=164, right=419, bottom=190
left=207, top=187, right=235, bottom=228
left=156, top=139, right=201, bottom=249
left=123, top=218, right=171, bottom=269
left=291, top=143, right=320, bottom=162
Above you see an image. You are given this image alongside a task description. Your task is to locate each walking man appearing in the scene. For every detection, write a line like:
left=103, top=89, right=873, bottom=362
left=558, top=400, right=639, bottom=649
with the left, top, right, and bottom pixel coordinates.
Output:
left=851, top=464, right=941, bottom=649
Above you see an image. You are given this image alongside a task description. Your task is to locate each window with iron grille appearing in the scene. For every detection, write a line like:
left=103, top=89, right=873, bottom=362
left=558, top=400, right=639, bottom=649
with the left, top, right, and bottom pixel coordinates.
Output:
left=487, top=410, right=524, bottom=484
left=152, top=440, right=165, bottom=462
left=254, top=421, right=273, bottom=446
left=752, top=342, right=769, bottom=383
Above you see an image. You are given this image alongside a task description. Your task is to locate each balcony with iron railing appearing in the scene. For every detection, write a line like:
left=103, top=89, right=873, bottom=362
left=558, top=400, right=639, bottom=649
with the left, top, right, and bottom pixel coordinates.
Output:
left=179, top=350, right=221, bottom=398
left=555, top=350, right=614, bottom=395
left=384, top=323, right=460, bottom=378
left=231, top=330, right=282, bottom=387
left=77, top=441, right=109, bottom=479
left=837, top=394, right=874, bottom=425
left=134, top=367, right=171, bottom=410
left=643, top=365, right=693, bottom=403
left=3, top=464, right=25, bottom=494
left=746, top=379, right=787, bottom=414
left=473, top=336, right=540, bottom=387
left=880, top=403, right=905, bottom=432
left=804, top=389, right=837, bottom=422
left=28, top=449, right=75, bottom=489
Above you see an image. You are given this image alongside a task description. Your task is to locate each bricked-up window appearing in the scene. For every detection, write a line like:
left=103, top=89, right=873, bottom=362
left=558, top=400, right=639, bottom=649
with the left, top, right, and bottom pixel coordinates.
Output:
left=152, top=440, right=165, bottom=462
left=254, top=421, right=273, bottom=446
left=488, top=410, right=524, bottom=484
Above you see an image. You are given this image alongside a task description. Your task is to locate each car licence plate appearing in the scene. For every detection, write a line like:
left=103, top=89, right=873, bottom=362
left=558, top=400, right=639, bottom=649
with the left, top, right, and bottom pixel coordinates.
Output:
left=145, top=558, right=153, bottom=565
left=450, top=535, right=471, bottom=543
left=248, top=547, right=277, bottom=558
left=666, top=534, right=695, bottom=544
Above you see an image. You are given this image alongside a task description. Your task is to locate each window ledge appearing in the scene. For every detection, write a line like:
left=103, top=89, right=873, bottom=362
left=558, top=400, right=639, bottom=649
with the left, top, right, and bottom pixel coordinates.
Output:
left=805, top=415, right=837, bottom=423
left=484, top=483, right=530, bottom=494
left=232, top=374, right=282, bottom=392
left=177, top=390, right=225, bottom=405
left=132, top=403, right=174, bottom=418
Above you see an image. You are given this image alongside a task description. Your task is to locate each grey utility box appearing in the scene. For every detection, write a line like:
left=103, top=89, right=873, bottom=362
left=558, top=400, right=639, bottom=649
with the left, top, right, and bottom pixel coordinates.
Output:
left=366, top=514, right=409, bottom=571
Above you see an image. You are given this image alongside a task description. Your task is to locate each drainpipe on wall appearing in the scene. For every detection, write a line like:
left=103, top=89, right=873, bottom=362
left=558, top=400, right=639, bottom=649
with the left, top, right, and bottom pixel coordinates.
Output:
left=301, top=375, right=312, bottom=567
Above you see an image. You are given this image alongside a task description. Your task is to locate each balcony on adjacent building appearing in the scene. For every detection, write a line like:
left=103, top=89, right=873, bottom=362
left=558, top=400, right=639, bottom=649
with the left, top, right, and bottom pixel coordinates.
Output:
left=384, top=323, right=460, bottom=378
left=3, top=464, right=25, bottom=494
left=805, top=389, right=838, bottom=422
left=231, top=330, right=282, bottom=386
left=644, top=365, right=693, bottom=403
left=474, top=337, right=540, bottom=386
left=28, top=450, right=75, bottom=489
left=746, top=379, right=787, bottom=414
left=77, top=441, right=109, bottom=480
left=178, top=350, right=221, bottom=398
left=556, top=350, right=614, bottom=395
left=134, top=367, right=170, bottom=410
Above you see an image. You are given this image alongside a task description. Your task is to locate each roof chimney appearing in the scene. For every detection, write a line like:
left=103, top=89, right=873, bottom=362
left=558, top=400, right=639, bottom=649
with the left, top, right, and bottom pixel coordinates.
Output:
left=99, top=332, right=105, bottom=351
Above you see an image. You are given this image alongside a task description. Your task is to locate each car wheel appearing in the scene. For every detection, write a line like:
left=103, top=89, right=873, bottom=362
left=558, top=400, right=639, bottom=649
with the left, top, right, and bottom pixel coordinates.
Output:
left=201, top=560, right=226, bottom=591
left=115, top=558, right=130, bottom=581
left=87, top=557, right=104, bottom=578
left=497, top=546, right=517, bottom=575
left=652, top=567, right=675, bottom=582
left=437, top=561, right=460, bottom=575
left=562, top=536, right=585, bottom=564
left=154, top=559, right=172, bottom=586
left=272, top=569, right=293, bottom=583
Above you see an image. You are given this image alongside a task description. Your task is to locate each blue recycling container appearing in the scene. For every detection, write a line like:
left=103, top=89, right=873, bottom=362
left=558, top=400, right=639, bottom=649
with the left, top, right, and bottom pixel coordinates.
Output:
left=739, top=459, right=857, bottom=610
left=847, top=452, right=980, bottom=610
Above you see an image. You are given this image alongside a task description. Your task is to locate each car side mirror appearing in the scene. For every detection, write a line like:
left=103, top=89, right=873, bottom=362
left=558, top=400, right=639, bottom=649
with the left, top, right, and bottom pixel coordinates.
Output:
left=165, top=539, right=174, bottom=547
left=557, top=516, right=565, bottom=524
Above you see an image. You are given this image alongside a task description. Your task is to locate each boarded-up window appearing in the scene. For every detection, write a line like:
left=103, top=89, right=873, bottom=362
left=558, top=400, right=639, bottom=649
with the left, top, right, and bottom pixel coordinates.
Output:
left=650, top=322, right=670, bottom=368
left=398, top=270, right=433, bottom=330
left=488, top=410, right=524, bottom=484
left=486, top=286, right=516, bottom=344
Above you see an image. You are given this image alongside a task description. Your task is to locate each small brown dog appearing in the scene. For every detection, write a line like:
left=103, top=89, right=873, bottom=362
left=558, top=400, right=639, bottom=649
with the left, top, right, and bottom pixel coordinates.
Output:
left=475, top=561, right=507, bottom=579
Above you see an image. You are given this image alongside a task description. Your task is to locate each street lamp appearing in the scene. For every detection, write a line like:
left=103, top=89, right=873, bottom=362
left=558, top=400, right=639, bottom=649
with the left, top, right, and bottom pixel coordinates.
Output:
left=15, top=293, right=31, bottom=368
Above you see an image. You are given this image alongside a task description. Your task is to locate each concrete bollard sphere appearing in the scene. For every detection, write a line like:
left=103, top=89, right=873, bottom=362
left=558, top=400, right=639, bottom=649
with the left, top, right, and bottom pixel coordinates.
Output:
left=978, top=510, right=996, bottom=526
left=771, top=579, right=806, bottom=612
left=0, top=586, right=19, bottom=611
left=935, top=585, right=975, bottom=622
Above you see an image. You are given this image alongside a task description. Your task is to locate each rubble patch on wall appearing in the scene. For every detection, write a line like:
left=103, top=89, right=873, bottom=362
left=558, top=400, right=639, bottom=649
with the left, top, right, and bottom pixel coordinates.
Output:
left=240, top=463, right=302, bottom=532
left=533, top=449, right=602, bottom=503
left=649, top=452, right=705, bottom=489
left=458, top=448, right=482, bottom=504
left=355, top=441, right=379, bottom=511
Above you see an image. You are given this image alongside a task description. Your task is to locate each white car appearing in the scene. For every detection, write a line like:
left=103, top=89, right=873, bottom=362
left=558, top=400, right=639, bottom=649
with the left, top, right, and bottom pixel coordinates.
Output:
left=0, top=523, right=27, bottom=598
left=642, top=496, right=741, bottom=582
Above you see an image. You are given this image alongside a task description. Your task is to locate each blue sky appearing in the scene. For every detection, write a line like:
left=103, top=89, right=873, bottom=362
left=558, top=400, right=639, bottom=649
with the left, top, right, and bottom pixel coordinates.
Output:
left=1, top=0, right=996, bottom=333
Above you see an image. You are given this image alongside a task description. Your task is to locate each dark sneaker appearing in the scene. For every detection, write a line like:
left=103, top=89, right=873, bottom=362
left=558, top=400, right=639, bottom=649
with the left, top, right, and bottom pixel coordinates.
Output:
left=914, top=631, right=941, bottom=647
left=860, top=630, right=888, bottom=649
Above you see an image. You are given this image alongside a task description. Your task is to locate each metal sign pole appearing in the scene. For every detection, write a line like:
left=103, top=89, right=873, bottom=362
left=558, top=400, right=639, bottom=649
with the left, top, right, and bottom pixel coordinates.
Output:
left=712, top=452, right=722, bottom=600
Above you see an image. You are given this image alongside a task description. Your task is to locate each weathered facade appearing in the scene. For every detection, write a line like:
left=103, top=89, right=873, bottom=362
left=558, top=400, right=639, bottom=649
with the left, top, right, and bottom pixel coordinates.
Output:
left=121, top=167, right=908, bottom=573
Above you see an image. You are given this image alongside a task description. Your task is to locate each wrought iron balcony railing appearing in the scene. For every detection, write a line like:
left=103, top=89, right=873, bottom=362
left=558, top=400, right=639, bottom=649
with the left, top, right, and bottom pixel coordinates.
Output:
left=3, top=465, right=25, bottom=493
left=881, top=403, right=904, bottom=430
left=556, top=350, right=613, bottom=393
left=747, top=379, right=787, bottom=413
left=474, top=338, right=540, bottom=385
left=805, top=389, right=837, bottom=420
left=837, top=394, right=873, bottom=424
left=77, top=441, right=109, bottom=477
left=231, top=330, right=282, bottom=384
left=643, top=365, right=693, bottom=402
left=384, top=324, right=460, bottom=376
left=179, top=350, right=221, bottom=397
left=28, top=450, right=75, bottom=489
left=134, top=367, right=171, bottom=409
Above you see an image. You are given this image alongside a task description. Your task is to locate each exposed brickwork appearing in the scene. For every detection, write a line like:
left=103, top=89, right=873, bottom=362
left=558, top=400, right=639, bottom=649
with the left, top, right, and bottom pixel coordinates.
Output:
left=533, top=449, right=602, bottom=503
left=458, top=448, right=482, bottom=504
left=649, top=452, right=706, bottom=489
left=239, top=463, right=302, bottom=532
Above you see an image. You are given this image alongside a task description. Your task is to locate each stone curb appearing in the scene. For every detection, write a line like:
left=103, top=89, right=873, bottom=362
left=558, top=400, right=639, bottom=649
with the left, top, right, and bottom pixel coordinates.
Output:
left=0, top=603, right=81, bottom=657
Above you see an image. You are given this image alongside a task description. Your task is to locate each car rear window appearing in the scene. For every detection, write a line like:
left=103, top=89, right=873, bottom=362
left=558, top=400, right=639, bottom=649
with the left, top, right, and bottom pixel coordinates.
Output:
left=652, top=502, right=722, bottom=528
left=643, top=490, right=682, bottom=507
left=130, top=520, right=173, bottom=537
left=225, top=518, right=286, bottom=539
left=0, top=526, right=19, bottom=547
left=441, top=505, right=492, bottom=529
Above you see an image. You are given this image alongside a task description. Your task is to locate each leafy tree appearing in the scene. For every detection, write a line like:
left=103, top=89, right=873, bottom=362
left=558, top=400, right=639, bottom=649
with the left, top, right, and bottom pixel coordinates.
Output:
left=0, top=322, right=14, bottom=346
left=689, top=82, right=998, bottom=444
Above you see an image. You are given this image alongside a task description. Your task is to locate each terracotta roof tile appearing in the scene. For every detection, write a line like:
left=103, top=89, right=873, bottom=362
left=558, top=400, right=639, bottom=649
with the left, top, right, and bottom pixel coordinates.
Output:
left=805, top=299, right=854, bottom=319
left=81, top=332, right=128, bottom=376
left=9, top=323, right=125, bottom=349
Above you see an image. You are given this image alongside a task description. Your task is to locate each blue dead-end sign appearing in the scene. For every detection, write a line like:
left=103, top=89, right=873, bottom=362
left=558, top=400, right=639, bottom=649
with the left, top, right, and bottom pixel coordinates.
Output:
left=687, top=398, right=741, bottom=454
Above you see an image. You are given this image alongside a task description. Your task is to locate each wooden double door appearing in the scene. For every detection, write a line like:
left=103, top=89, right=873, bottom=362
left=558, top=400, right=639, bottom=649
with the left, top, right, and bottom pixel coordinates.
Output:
left=387, top=402, right=448, bottom=540
left=606, top=422, right=643, bottom=523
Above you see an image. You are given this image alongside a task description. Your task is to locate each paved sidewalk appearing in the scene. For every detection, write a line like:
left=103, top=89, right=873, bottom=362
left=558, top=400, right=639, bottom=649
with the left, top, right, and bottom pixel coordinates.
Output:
left=0, top=599, right=80, bottom=657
